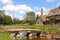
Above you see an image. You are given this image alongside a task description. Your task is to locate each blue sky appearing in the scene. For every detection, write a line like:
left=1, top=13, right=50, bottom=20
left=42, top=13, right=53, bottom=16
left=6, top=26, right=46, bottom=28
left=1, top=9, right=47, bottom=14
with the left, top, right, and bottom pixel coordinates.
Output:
left=0, top=0, right=60, bottom=20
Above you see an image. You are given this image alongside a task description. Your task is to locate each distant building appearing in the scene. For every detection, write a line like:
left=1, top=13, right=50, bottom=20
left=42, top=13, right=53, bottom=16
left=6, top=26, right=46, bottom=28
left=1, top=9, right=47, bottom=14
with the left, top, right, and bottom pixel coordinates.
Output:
left=36, top=8, right=46, bottom=25
left=46, top=5, right=60, bottom=27
left=36, top=4, right=60, bottom=26
left=47, top=6, right=60, bottom=19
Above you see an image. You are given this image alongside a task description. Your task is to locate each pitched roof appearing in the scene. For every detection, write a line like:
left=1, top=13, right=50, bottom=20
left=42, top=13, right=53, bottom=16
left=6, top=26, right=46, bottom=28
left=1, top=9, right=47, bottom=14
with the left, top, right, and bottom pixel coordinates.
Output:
left=47, top=7, right=60, bottom=16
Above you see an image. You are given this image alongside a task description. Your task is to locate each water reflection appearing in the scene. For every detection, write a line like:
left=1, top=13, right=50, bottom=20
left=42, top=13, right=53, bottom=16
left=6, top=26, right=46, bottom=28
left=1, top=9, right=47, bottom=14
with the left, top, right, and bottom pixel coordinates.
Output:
left=10, top=33, right=15, bottom=40
left=26, top=37, right=49, bottom=40
left=19, top=32, right=26, bottom=40
left=11, top=33, right=58, bottom=40
left=26, top=36, right=57, bottom=40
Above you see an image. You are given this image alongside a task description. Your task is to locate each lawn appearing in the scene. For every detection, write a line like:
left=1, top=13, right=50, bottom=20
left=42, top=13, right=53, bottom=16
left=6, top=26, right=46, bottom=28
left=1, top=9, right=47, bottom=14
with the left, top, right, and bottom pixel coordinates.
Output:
left=1, top=24, right=60, bottom=33
left=11, top=24, right=60, bottom=33
left=0, top=33, right=12, bottom=40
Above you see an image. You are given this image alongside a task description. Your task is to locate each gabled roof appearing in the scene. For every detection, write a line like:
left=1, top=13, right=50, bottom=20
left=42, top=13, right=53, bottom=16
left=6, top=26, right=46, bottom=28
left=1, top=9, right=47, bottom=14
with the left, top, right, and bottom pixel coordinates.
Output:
left=47, top=7, right=60, bottom=17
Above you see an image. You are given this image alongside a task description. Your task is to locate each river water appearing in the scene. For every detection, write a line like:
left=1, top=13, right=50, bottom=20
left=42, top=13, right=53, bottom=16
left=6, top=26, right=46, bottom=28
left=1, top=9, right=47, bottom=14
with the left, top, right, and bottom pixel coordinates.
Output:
left=11, top=33, right=58, bottom=40
left=15, top=36, right=57, bottom=40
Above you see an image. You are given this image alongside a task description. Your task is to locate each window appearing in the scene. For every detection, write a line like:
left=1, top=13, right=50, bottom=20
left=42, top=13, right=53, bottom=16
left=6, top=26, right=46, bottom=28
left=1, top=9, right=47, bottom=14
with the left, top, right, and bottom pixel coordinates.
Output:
left=38, top=22, right=39, bottom=24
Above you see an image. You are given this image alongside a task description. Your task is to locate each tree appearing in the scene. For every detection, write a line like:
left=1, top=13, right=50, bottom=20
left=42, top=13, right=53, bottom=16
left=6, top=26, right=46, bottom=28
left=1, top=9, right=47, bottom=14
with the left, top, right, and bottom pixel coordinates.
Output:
left=43, top=17, right=60, bottom=25
left=0, top=10, right=12, bottom=25
left=4, top=15, right=12, bottom=25
left=36, top=15, right=39, bottom=21
left=24, top=12, right=35, bottom=25
left=13, top=18, right=20, bottom=24
left=0, top=10, right=5, bottom=25
left=0, top=10, right=5, bottom=17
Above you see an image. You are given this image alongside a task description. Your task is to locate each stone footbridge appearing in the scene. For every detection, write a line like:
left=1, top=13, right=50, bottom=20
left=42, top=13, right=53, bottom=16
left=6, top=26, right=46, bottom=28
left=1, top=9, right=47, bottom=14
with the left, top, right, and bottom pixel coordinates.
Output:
left=5, top=29, right=42, bottom=37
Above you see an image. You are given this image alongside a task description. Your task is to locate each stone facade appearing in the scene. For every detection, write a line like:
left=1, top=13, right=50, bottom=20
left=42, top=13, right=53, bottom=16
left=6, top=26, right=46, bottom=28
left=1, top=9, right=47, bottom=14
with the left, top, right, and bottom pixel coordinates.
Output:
left=46, top=6, right=60, bottom=27
left=36, top=5, right=60, bottom=26
left=36, top=8, right=46, bottom=25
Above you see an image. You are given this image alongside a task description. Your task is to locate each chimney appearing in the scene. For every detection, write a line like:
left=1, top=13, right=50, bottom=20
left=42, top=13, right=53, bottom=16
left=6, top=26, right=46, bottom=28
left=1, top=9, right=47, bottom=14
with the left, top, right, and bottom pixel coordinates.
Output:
left=41, top=8, right=43, bottom=16
left=59, top=2, right=60, bottom=10
left=58, top=2, right=60, bottom=10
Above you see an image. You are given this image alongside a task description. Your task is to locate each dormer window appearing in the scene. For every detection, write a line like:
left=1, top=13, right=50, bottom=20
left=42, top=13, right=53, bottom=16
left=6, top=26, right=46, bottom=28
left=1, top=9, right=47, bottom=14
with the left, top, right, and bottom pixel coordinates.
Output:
left=51, top=10, right=54, bottom=13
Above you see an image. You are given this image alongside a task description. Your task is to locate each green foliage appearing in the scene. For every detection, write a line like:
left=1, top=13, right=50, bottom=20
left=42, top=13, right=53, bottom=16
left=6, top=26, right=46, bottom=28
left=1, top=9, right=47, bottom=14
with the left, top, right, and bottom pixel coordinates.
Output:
left=48, top=28, right=60, bottom=33
left=26, top=12, right=35, bottom=20
left=0, top=10, right=12, bottom=25
left=0, top=33, right=12, bottom=40
left=25, top=12, right=35, bottom=25
left=43, top=17, right=60, bottom=25
left=4, top=15, right=12, bottom=25
left=13, top=18, right=19, bottom=24
left=0, top=10, right=5, bottom=17
left=36, top=15, right=39, bottom=21
left=0, top=10, right=25, bottom=25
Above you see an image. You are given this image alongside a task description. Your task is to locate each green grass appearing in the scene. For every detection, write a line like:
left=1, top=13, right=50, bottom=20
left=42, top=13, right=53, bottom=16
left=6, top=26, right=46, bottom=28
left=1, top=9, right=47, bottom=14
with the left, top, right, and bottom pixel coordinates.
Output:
left=11, top=24, right=60, bottom=33
left=0, top=33, right=12, bottom=40
left=47, top=28, right=60, bottom=33
left=0, top=24, right=60, bottom=40
left=1, top=24, right=60, bottom=33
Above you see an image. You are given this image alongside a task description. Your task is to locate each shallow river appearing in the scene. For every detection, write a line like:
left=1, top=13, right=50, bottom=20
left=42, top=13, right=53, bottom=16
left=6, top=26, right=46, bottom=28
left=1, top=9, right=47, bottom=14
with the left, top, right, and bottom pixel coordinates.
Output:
left=15, top=36, right=58, bottom=40
left=11, top=33, right=58, bottom=40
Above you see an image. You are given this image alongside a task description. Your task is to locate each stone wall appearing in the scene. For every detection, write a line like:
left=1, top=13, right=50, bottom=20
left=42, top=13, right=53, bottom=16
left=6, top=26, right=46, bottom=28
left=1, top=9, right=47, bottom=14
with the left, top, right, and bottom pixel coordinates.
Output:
left=44, top=23, right=60, bottom=28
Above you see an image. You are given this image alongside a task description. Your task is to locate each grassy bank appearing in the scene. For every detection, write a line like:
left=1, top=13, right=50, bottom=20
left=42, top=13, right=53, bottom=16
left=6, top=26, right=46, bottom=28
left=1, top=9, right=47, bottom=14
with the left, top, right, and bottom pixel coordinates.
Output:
left=0, top=24, right=60, bottom=33
left=0, top=33, right=12, bottom=40
left=11, top=24, right=60, bottom=33
left=0, top=24, right=60, bottom=40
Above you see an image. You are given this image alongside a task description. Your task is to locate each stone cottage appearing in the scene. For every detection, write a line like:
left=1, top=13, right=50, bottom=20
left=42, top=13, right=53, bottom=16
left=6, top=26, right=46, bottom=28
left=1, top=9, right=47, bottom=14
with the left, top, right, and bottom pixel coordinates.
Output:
left=36, top=5, right=60, bottom=27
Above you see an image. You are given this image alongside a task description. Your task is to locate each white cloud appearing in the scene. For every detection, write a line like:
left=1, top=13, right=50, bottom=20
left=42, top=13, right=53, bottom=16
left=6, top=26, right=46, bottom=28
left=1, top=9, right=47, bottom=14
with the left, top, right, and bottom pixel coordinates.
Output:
left=5, top=12, right=24, bottom=20
left=3, top=4, right=33, bottom=12
left=19, top=16, right=24, bottom=20
left=16, top=4, right=33, bottom=11
left=57, top=2, right=60, bottom=7
left=3, top=4, right=18, bottom=11
left=46, top=0, right=54, bottom=2
left=19, top=11, right=25, bottom=13
left=0, top=0, right=13, bottom=4
left=2, top=4, right=33, bottom=20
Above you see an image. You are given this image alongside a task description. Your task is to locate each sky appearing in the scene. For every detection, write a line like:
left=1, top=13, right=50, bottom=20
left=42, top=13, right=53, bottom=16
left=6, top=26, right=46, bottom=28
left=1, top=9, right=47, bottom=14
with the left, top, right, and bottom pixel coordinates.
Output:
left=0, top=0, right=60, bottom=20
